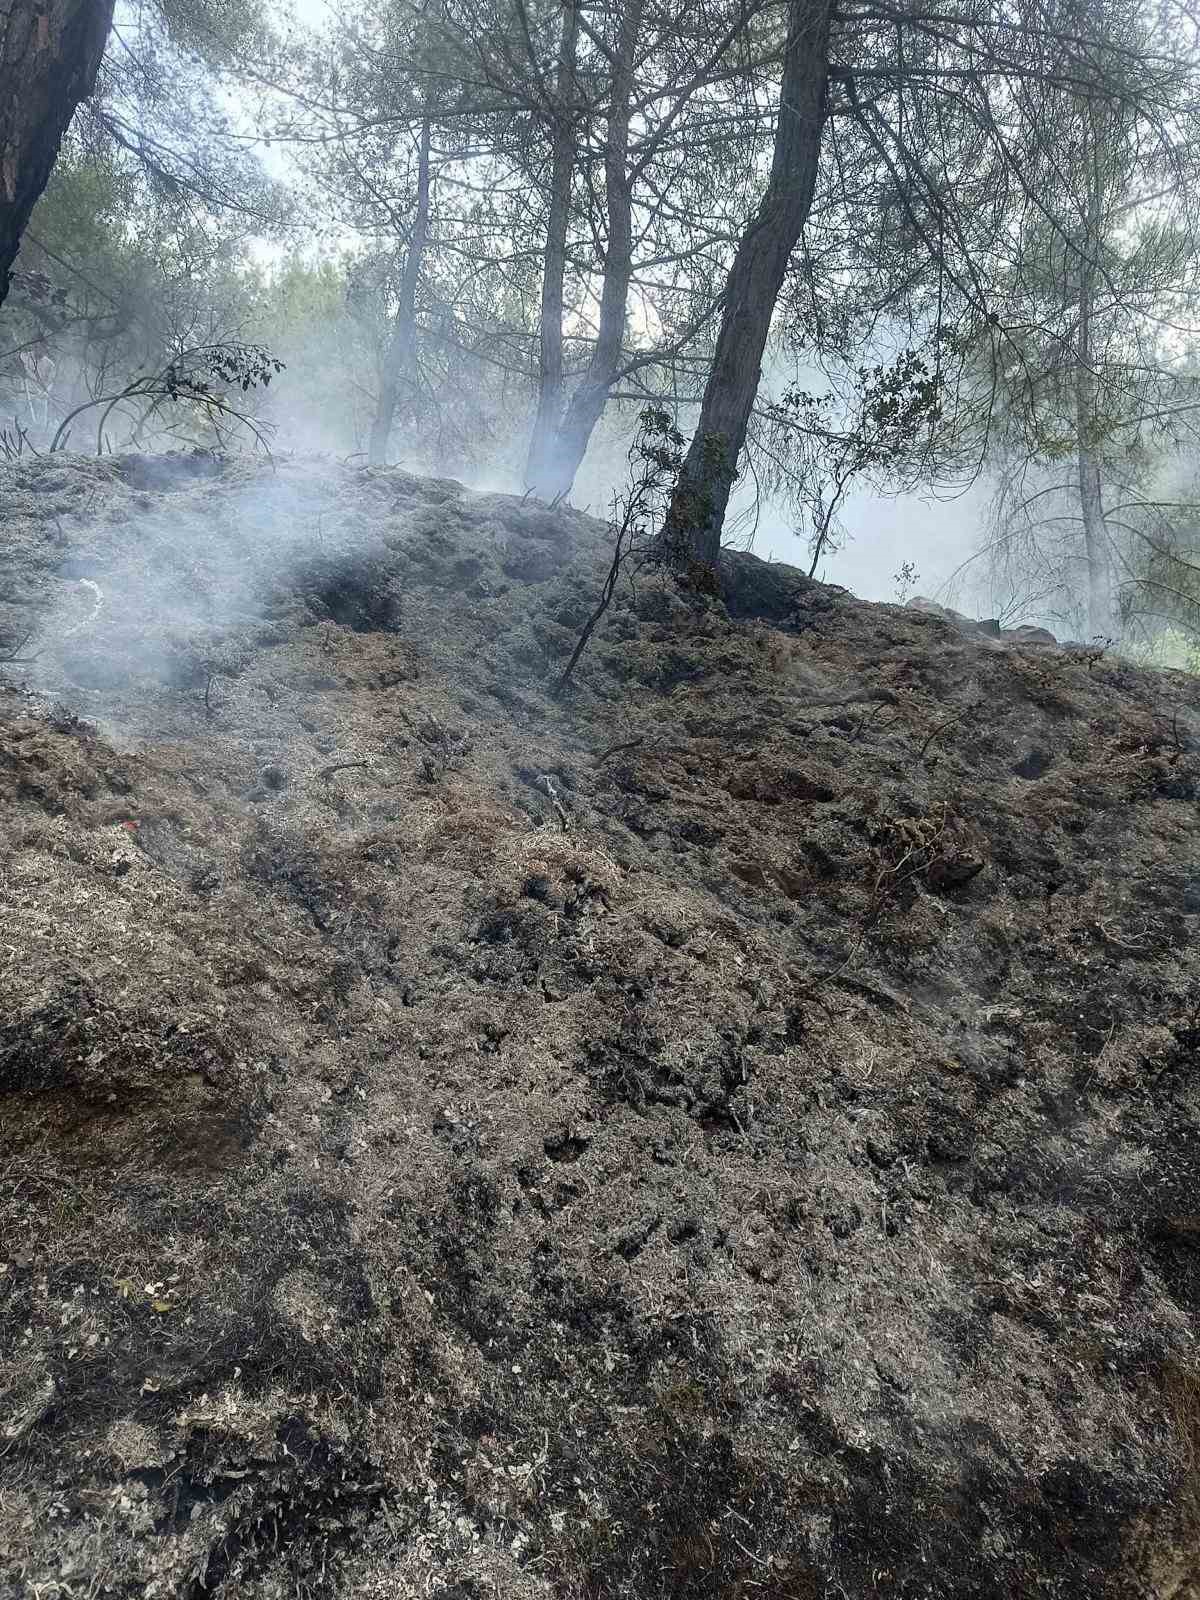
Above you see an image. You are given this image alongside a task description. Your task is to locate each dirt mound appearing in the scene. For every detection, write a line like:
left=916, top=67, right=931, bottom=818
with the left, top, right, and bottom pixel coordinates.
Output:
left=0, top=451, right=1197, bottom=1599
left=906, top=594, right=1062, bottom=646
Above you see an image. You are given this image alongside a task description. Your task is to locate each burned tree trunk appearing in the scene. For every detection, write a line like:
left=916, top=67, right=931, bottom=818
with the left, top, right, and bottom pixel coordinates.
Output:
left=526, top=0, right=642, bottom=503
left=1073, top=111, right=1117, bottom=643
left=0, top=1, right=116, bottom=310
left=368, top=116, right=433, bottom=467
left=660, top=0, right=833, bottom=573
left=1076, top=312, right=1116, bottom=641
left=523, top=0, right=580, bottom=495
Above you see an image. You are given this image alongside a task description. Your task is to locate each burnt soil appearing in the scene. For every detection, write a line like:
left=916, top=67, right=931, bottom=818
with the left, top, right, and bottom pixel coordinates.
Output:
left=0, top=450, right=1197, bottom=1598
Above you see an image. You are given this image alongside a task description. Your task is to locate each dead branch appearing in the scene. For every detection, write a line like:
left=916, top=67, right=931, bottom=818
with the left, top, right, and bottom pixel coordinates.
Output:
left=594, top=735, right=646, bottom=766
left=0, top=631, right=41, bottom=664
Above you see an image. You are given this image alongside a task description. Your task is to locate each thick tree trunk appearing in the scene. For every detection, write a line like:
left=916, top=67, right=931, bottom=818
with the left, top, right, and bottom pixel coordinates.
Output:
left=368, top=116, right=433, bottom=467
left=527, top=0, right=641, bottom=503
left=1078, top=441, right=1114, bottom=640
left=0, top=0, right=116, bottom=310
left=660, top=0, right=833, bottom=571
left=524, top=0, right=579, bottom=494
left=1076, top=311, right=1114, bottom=639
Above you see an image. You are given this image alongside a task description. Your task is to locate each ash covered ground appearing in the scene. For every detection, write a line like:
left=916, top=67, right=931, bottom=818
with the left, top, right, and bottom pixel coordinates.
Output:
left=0, top=450, right=1197, bottom=1598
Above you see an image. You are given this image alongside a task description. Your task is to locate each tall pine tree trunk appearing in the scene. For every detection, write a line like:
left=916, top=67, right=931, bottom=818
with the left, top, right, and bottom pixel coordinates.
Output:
left=524, top=0, right=579, bottom=494
left=368, top=116, right=433, bottom=467
left=1074, top=113, right=1116, bottom=641
left=527, top=0, right=641, bottom=503
left=1076, top=329, right=1115, bottom=639
left=0, top=0, right=116, bottom=309
left=660, top=0, right=833, bottom=571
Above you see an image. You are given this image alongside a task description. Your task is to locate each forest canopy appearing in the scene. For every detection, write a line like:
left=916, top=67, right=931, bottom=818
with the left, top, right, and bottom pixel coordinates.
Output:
left=3, top=0, right=1200, bottom=650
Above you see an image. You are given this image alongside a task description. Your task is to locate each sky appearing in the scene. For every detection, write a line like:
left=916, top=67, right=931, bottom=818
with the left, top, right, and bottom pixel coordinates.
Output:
left=289, top=0, right=333, bottom=25
left=764, top=483, right=991, bottom=608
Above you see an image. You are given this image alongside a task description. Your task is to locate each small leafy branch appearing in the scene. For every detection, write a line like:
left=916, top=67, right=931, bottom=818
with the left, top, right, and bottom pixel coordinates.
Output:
left=556, top=406, right=685, bottom=694
left=893, top=559, right=920, bottom=602
left=759, top=347, right=949, bottom=576
left=48, top=341, right=285, bottom=456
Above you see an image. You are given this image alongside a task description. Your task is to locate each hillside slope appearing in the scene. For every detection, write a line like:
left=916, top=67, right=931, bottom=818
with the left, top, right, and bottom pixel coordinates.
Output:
left=0, top=451, right=1197, bottom=1599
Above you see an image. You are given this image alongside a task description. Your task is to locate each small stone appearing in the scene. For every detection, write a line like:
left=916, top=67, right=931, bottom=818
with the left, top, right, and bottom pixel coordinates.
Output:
left=927, top=853, right=985, bottom=892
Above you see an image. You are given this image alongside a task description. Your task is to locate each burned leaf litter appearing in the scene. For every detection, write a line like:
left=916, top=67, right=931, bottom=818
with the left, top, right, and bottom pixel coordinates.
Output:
left=0, top=451, right=1197, bottom=1597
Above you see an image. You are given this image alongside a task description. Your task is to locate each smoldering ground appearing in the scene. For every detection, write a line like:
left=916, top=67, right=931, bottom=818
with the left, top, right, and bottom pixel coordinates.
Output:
left=0, top=447, right=1198, bottom=1597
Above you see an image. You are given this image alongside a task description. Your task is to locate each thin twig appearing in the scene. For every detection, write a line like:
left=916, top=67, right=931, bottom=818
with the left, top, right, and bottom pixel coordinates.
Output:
left=850, top=699, right=899, bottom=743
left=594, top=735, right=645, bottom=766
left=0, top=632, right=41, bottom=664
left=789, top=931, right=868, bottom=998
left=537, top=773, right=570, bottom=831
left=916, top=701, right=980, bottom=763
left=556, top=409, right=684, bottom=694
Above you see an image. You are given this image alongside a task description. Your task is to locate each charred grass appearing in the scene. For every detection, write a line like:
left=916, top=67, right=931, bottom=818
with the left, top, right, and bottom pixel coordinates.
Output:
left=2, top=457, right=1200, bottom=1596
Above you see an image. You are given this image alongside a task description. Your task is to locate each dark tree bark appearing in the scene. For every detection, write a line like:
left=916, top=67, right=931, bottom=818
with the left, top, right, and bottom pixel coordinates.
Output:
left=1076, top=280, right=1115, bottom=640
left=526, top=0, right=642, bottom=503
left=368, top=115, right=433, bottom=466
left=0, top=0, right=116, bottom=310
left=523, top=0, right=579, bottom=494
left=1074, top=108, right=1116, bottom=641
left=660, top=0, right=834, bottom=571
